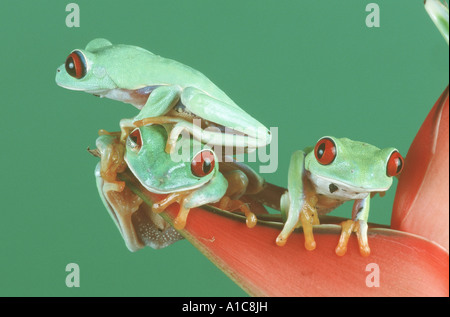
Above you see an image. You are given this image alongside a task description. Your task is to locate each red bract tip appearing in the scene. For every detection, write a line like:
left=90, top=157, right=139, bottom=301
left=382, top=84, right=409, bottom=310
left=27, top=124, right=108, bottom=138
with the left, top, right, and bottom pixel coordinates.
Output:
left=392, top=86, right=449, bottom=251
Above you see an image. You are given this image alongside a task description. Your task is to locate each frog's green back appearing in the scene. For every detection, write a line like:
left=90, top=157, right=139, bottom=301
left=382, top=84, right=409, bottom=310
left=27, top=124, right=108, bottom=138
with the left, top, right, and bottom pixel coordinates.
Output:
left=88, top=40, right=236, bottom=105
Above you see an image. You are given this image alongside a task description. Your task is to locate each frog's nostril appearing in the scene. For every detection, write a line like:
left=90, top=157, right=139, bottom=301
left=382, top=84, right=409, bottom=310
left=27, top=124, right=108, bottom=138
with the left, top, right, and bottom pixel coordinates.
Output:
left=57, top=69, right=60, bottom=73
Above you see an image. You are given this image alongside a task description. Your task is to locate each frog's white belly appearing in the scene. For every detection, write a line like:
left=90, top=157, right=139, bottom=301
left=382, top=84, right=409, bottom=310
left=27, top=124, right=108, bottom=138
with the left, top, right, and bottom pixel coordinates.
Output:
left=308, top=173, right=387, bottom=201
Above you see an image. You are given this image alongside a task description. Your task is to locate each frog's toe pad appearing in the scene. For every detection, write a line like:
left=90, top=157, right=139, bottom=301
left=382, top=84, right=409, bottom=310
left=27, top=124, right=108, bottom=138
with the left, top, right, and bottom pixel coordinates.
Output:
left=335, top=244, right=348, bottom=257
left=276, top=234, right=288, bottom=247
left=304, top=238, right=316, bottom=251
left=173, top=217, right=187, bottom=230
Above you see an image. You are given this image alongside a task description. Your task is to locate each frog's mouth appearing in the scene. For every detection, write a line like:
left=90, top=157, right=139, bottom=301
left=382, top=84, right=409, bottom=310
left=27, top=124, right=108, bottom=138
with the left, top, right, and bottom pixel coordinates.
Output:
left=95, top=165, right=183, bottom=252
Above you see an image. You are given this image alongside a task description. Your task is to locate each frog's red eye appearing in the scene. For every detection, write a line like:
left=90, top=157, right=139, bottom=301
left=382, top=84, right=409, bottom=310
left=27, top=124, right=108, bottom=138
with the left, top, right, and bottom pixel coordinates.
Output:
left=314, top=137, right=336, bottom=165
left=191, top=150, right=215, bottom=177
left=65, top=50, right=87, bottom=79
left=387, top=151, right=404, bottom=177
left=128, top=128, right=142, bottom=152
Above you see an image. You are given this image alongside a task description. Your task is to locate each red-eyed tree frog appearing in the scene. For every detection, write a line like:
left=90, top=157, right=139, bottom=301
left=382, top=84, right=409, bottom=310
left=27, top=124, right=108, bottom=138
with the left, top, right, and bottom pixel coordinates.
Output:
left=94, top=124, right=259, bottom=251
left=56, top=38, right=271, bottom=152
left=276, top=136, right=404, bottom=256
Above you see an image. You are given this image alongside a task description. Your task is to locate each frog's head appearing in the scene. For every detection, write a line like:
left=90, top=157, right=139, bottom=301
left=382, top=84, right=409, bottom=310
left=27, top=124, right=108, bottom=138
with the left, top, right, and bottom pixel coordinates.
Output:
left=56, top=38, right=157, bottom=104
left=305, top=136, right=404, bottom=200
left=125, top=125, right=219, bottom=194
left=55, top=38, right=120, bottom=93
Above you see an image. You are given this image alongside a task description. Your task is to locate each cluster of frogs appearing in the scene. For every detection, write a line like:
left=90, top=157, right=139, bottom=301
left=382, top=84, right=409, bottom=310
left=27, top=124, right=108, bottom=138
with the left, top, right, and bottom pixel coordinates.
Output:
left=56, top=39, right=404, bottom=257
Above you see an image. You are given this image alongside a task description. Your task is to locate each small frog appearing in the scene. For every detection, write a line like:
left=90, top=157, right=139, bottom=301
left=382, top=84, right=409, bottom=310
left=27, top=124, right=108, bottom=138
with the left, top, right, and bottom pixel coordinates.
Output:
left=56, top=38, right=271, bottom=152
left=276, top=136, right=404, bottom=256
left=95, top=124, right=258, bottom=235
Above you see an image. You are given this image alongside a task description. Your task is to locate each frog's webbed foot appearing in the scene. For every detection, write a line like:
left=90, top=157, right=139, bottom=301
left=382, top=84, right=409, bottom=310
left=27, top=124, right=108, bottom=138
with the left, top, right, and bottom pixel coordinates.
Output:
left=96, top=130, right=127, bottom=192
left=215, top=196, right=257, bottom=228
left=335, top=219, right=370, bottom=257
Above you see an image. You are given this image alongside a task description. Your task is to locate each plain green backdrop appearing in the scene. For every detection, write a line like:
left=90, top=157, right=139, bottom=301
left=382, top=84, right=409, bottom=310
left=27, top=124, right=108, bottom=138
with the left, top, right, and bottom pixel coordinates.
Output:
left=0, top=0, right=448, bottom=296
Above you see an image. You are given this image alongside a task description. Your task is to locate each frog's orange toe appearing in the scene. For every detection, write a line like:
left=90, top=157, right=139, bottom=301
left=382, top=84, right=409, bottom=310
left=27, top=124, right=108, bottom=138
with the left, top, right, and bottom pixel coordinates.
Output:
left=335, top=219, right=371, bottom=256
left=115, top=181, right=126, bottom=193
left=335, top=244, right=348, bottom=256
left=151, top=204, right=164, bottom=214
left=276, top=235, right=287, bottom=247
left=246, top=213, right=257, bottom=228
left=173, top=217, right=187, bottom=230
left=299, top=210, right=317, bottom=251
left=305, top=238, right=316, bottom=251
left=173, top=205, right=191, bottom=230
left=359, top=245, right=371, bottom=257
left=217, top=196, right=257, bottom=229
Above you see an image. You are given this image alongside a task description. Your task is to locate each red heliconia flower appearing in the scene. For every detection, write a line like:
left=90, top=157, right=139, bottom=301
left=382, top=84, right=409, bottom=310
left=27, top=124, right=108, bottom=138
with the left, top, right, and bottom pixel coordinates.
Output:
left=392, top=87, right=449, bottom=250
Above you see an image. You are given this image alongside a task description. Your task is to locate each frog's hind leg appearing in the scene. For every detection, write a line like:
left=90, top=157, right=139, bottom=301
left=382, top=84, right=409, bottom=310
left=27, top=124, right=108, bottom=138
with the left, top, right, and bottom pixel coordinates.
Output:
left=180, top=87, right=272, bottom=148
left=151, top=191, right=193, bottom=230
left=216, top=196, right=257, bottom=228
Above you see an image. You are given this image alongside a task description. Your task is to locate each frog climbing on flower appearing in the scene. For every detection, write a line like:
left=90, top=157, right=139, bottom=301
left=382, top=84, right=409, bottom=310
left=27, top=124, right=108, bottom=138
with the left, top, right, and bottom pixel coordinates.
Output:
left=95, top=124, right=259, bottom=239
left=277, top=136, right=404, bottom=256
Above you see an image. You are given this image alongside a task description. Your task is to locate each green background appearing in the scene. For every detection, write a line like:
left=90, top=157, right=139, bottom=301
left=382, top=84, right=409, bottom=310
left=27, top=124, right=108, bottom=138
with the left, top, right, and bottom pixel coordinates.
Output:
left=0, top=0, right=448, bottom=296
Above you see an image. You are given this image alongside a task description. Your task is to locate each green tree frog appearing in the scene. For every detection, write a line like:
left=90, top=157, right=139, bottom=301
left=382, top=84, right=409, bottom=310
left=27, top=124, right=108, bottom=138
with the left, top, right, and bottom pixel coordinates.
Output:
left=56, top=38, right=271, bottom=152
left=276, top=136, right=404, bottom=256
left=95, top=124, right=258, bottom=236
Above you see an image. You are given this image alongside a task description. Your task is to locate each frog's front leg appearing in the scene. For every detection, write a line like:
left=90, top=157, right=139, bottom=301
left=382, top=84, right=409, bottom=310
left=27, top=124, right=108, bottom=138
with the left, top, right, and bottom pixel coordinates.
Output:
left=115, top=85, right=183, bottom=149
left=276, top=151, right=320, bottom=250
left=335, top=197, right=371, bottom=257
left=152, top=173, right=228, bottom=230
left=135, top=85, right=183, bottom=120
left=151, top=191, right=192, bottom=230
left=126, top=85, right=182, bottom=143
